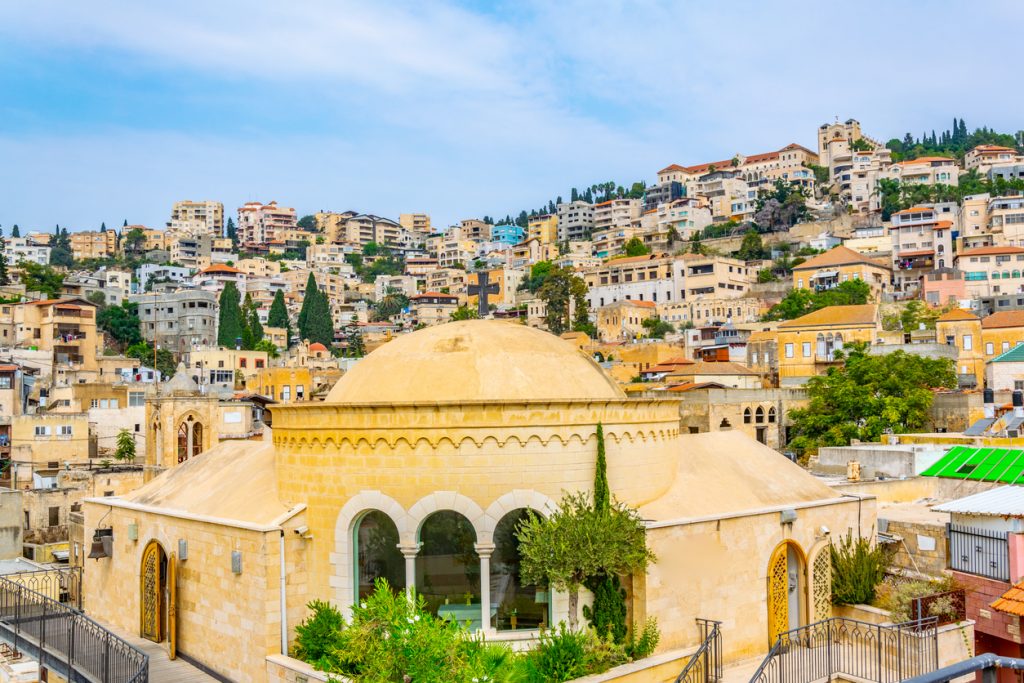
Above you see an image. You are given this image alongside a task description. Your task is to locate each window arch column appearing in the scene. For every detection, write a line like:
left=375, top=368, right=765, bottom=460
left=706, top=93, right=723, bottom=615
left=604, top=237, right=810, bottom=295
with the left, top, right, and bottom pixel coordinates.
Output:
left=475, top=542, right=495, bottom=635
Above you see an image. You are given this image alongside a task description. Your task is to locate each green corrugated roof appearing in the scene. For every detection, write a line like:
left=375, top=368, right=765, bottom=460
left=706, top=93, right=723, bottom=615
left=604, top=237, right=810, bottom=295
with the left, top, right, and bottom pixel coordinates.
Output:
left=990, top=344, right=1024, bottom=363
left=923, top=445, right=1024, bottom=484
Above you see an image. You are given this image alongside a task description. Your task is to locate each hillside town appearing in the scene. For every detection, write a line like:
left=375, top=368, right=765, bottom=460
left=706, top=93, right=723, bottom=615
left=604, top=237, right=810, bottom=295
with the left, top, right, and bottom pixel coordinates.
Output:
left=3, top=116, right=1024, bottom=683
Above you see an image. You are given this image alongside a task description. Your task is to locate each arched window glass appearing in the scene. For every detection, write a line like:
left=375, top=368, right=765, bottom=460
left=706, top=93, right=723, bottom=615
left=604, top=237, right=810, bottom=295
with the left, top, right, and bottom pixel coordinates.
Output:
left=994, top=272, right=1001, bottom=279
left=417, top=511, right=480, bottom=625
left=755, top=406, right=765, bottom=424
left=176, top=423, right=188, bottom=463
left=492, top=509, right=548, bottom=631
left=191, top=422, right=203, bottom=458
left=768, top=407, right=777, bottom=423
left=1014, top=271, right=1021, bottom=279
left=743, top=408, right=752, bottom=424
left=354, top=510, right=405, bottom=602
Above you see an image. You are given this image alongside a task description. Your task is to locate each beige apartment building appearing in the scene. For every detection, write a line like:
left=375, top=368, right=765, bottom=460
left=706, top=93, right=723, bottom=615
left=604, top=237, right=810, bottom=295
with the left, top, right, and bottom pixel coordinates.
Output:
left=592, top=226, right=642, bottom=259
left=334, top=214, right=403, bottom=248
left=596, top=299, right=659, bottom=342
left=69, top=230, right=117, bottom=261
left=680, top=253, right=753, bottom=298
left=409, top=292, right=459, bottom=326
left=593, top=198, right=641, bottom=231
left=460, top=219, right=491, bottom=242
left=691, top=171, right=755, bottom=222
left=955, top=246, right=1024, bottom=298
left=237, top=201, right=297, bottom=246
left=657, top=143, right=819, bottom=188
left=644, top=197, right=712, bottom=239
left=965, top=145, right=1024, bottom=175
left=10, top=412, right=94, bottom=482
left=399, top=213, right=432, bottom=235
left=235, top=257, right=281, bottom=278
left=14, top=297, right=100, bottom=371
left=584, top=253, right=752, bottom=309
left=168, top=200, right=224, bottom=236
left=527, top=214, right=558, bottom=244
left=884, top=157, right=959, bottom=187
left=315, top=211, right=357, bottom=242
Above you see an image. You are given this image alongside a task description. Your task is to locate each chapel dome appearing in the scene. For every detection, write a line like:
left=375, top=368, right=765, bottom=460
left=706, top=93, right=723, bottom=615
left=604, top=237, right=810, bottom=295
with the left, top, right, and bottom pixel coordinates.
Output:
left=326, top=320, right=625, bottom=403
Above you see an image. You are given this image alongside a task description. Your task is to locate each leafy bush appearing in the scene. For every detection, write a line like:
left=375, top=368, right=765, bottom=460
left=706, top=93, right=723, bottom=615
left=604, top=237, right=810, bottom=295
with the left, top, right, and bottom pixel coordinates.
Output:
left=292, top=600, right=344, bottom=670
left=873, top=575, right=957, bottom=623
left=830, top=532, right=892, bottom=605
left=521, top=623, right=591, bottom=681
left=582, top=574, right=627, bottom=643
left=625, top=618, right=660, bottom=660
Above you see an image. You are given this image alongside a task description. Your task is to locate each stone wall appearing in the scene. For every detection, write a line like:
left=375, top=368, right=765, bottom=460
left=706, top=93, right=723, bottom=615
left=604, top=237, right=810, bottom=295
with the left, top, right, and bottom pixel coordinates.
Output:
left=265, top=654, right=334, bottom=682
left=883, top=518, right=947, bottom=577
left=956, top=571, right=1020, bottom=642
left=0, top=489, right=22, bottom=560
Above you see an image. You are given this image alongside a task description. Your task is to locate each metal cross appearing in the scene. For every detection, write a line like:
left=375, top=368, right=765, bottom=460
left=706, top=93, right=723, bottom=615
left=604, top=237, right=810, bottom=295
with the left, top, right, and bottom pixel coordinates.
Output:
left=467, top=270, right=500, bottom=317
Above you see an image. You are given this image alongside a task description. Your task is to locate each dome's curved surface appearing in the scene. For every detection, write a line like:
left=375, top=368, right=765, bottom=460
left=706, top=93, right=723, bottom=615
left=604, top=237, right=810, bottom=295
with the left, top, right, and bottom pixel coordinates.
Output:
left=326, top=320, right=625, bottom=403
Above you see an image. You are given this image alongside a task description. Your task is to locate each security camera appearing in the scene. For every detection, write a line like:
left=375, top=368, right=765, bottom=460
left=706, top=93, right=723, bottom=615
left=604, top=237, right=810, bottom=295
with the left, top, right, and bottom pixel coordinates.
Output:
left=293, top=525, right=309, bottom=536
left=819, top=525, right=831, bottom=536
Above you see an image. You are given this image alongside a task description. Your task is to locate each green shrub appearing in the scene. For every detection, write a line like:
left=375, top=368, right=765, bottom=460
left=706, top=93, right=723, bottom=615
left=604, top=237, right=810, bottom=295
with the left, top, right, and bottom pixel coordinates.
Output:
left=830, top=531, right=892, bottom=605
left=521, top=623, right=590, bottom=681
left=873, top=575, right=957, bottom=623
left=582, top=574, right=627, bottom=643
left=625, top=618, right=660, bottom=660
left=292, top=600, right=344, bottom=670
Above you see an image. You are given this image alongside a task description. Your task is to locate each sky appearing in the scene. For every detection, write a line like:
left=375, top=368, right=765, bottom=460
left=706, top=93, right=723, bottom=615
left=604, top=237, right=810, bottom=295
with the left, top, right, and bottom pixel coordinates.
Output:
left=2, top=1, right=1023, bottom=233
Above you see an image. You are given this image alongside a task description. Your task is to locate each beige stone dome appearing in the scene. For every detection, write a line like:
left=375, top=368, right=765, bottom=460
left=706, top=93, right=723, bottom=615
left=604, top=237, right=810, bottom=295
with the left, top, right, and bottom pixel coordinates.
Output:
left=326, top=320, right=624, bottom=403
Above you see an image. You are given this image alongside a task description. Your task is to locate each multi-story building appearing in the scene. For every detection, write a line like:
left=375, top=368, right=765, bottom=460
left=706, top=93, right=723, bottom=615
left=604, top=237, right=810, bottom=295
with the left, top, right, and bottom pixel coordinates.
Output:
left=691, top=171, right=755, bottom=222
left=136, top=263, right=193, bottom=292
left=776, top=304, right=880, bottom=385
left=237, top=201, right=297, bottom=247
left=4, top=237, right=50, bottom=266
left=647, top=197, right=712, bottom=240
left=374, top=274, right=419, bottom=301
left=459, top=219, right=491, bottom=242
left=246, top=367, right=314, bottom=403
left=592, top=226, right=642, bottom=259
left=964, top=145, right=1024, bottom=175
left=399, top=213, right=432, bottom=236
left=593, top=198, right=641, bottom=231
left=595, top=299, right=659, bottom=342
left=527, top=214, right=558, bottom=245
left=679, top=253, right=753, bottom=299
left=955, top=246, right=1024, bottom=299
left=585, top=253, right=752, bottom=309
left=792, top=246, right=891, bottom=298
left=884, top=157, right=959, bottom=187
left=642, top=181, right=685, bottom=212
left=168, top=200, right=224, bottom=236
left=332, top=214, right=403, bottom=248
left=890, top=205, right=957, bottom=294
left=14, top=298, right=100, bottom=371
left=987, top=196, right=1024, bottom=246
left=466, top=268, right=524, bottom=309
left=409, top=292, right=459, bottom=327
left=185, top=348, right=269, bottom=388
left=132, top=290, right=218, bottom=354
left=658, top=143, right=819, bottom=189
left=491, top=223, right=525, bottom=245
left=425, top=268, right=468, bottom=296
left=314, top=211, right=357, bottom=243
left=192, top=264, right=246, bottom=295
left=169, top=232, right=212, bottom=270
left=556, top=201, right=595, bottom=242
left=661, top=297, right=762, bottom=329
left=988, top=164, right=1024, bottom=182
left=69, top=231, right=117, bottom=261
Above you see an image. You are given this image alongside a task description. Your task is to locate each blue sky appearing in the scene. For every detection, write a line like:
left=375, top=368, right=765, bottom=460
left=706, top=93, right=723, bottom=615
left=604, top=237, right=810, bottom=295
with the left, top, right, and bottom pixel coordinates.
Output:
left=2, top=1, right=1022, bottom=232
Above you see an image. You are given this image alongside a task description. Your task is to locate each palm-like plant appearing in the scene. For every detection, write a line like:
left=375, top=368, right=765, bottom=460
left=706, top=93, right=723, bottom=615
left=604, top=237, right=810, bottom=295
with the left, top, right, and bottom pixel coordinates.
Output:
left=374, top=287, right=409, bottom=321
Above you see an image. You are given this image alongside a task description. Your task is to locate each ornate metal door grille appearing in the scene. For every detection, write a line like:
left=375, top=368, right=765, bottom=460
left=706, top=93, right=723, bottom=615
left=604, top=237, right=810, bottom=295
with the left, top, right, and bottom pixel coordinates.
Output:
left=767, top=544, right=789, bottom=646
left=140, top=542, right=163, bottom=642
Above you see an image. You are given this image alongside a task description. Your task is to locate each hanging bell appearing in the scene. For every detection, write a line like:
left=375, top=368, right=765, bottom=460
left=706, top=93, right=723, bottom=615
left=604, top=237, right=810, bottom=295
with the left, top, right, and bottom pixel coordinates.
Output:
left=87, top=538, right=108, bottom=560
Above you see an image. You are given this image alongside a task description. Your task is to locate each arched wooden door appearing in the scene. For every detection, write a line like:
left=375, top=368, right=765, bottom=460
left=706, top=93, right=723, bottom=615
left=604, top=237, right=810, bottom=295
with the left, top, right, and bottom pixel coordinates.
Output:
left=766, top=541, right=806, bottom=646
left=140, top=541, right=165, bottom=642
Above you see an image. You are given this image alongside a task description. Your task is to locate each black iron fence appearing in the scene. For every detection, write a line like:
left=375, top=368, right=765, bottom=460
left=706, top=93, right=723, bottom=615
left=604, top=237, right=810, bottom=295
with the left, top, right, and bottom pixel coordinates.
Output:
left=675, top=618, right=722, bottom=683
left=748, top=616, right=939, bottom=683
left=948, top=523, right=1009, bottom=581
left=0, top=574, right=147, bottom=682
left=910, top=589, right=966, bottom=626
left=5, top=566, right=82, bottom=610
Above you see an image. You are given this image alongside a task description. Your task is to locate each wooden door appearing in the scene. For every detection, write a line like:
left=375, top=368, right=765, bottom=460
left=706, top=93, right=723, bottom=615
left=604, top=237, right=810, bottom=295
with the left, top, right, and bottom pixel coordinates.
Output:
left=140, top=542, right=163, bottom=642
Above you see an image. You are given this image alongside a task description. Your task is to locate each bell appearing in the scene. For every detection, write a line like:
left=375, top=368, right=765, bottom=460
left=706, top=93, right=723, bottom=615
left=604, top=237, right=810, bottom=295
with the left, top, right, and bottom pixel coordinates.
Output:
left=87, top=538, right=108, bottom=560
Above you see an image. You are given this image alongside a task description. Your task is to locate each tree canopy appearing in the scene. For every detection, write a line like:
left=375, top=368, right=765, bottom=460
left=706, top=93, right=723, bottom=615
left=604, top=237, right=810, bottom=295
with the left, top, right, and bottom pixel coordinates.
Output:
left=49, top=227, right=73, bottom=267
left=97, top=302, right=142, bottom=349
left=641, top=316, right=674, bottom=339
left=267, top=290, right=291, bottom=345
left=126, top=342, right=176, bottom=378
left=622, top=237, right=650, bottom=257
left=885, top=118, right=1021, bottom=162
left=19, top=262, right=64, bottom=298
left=736, top=230, right=769, bottom=260
left=763, top=280, right=871, bottom=321
left=298, top=277, right=334, bottom=347
left=787, top=343, right=957, bottom=456
left=537, top=266, right=591, bottom=336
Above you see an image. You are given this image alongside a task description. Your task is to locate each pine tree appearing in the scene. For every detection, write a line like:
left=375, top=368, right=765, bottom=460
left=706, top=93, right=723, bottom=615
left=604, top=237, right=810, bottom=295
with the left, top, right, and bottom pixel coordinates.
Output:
left=100, top=222, right=107, bottom=232
left=123, top=219, right=128, bottom=228
left=241, top=293, right=263, bottom=349
left=11, top=225, right=19, bottom=238
left=267, top=290, right=291, bottom=346
left=297, top=273, right=318, bottom=340
left=306, top=288, right=335, bottom=348
left=959, top=118, right=968, bottom=140
left=226, top=217, right=237, bottom=244
left=217, top=282, right=245, bottom=348
left=594, top=423, right=609, bottom=513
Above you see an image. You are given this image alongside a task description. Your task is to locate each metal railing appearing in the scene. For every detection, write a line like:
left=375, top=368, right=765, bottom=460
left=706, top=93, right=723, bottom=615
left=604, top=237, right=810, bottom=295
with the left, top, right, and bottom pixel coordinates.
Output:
left=902, top=653, right=1024, bottom=682
left=675, top=618, right=722, bottom=683
left=910, top=589, right=965, bottom=627
left=0, top=574, right=148, bottom=682
left=949, top=523, right=1009, bottom=581
left=5, top=567, right=82, bottom=610
left=748, top=616, right=939, bottom=683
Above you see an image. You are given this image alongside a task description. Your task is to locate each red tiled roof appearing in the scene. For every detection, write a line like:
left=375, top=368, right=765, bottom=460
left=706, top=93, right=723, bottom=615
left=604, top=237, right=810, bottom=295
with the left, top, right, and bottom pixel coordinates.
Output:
left=958, top=246, right=1024, bottom=257
left=411, top=291, right=457, bottom=299
left=982, top=311, right=1024, bottom=330
left=199, top=264, right=242, bottom=274
left=992, top=579, right=1024, bottom=616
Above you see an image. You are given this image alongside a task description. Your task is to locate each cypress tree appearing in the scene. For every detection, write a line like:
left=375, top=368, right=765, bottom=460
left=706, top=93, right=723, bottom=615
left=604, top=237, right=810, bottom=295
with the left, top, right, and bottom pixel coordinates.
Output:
left=297, top=273, right=318, bottom=340
left=217, top=282, right=245, bottom=348
left=241, top=292, right=263, bottom=349
left=11, top=225, right=19, bottom=238
left=267, top=290, right=291, bottom=345
left=306, top=288, right=335, bottom=347
left=594, top=423, right=609, bottom=513
left=0, top=252, right=8, bottom=287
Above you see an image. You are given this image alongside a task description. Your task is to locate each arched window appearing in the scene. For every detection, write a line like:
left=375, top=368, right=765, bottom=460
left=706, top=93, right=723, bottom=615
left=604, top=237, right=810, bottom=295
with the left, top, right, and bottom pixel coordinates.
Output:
left=743, top=408, right=752, bottom=424
left=1014, top=271, right=1021, bottom=279
left=190, top=421, right=203, bottom=459
left=816, top=333, right=826, bottom=359
left=755, top=406, right=765, bottom=424
left=768, top=407, right=777, bottom=423
left=719, top=418, right=731, bottom=429
left=354, top=510, right=405, bottom=602
left=993, top=272, right=1001, bottom=279
left=177, top=423, right=188, bottom=464
left=492, top=509, right=548, bottom=631
left=417, top=511, right=479, bottom=623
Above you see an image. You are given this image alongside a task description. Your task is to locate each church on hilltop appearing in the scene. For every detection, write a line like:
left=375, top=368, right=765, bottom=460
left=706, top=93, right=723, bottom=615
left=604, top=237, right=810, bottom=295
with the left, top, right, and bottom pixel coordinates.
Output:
left=81, top=320, right=873, bottom=681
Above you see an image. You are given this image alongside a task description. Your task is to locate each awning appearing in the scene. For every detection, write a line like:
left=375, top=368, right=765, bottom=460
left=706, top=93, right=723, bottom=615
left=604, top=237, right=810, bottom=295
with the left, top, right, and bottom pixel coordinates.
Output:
left=899, top=249, right=934, bottom=258
left=810, top=270, right=839, bottom=279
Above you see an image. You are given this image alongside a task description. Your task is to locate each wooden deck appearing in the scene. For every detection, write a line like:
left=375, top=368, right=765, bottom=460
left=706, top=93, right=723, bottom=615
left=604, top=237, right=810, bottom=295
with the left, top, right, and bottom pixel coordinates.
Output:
left=109, top=630, right=221, bottom=683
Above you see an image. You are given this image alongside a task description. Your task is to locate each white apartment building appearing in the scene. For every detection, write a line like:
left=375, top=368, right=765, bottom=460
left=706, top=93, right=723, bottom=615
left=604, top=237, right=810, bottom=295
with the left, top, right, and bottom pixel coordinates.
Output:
left=965, top=145, right=1024, bottom=175
left=556, top=201, right=595, bottom=242
left=168, top=200, right=224, bottom=236
left=691, top=172, right=756, bottom=222
left=883, top=157, right=959, bottom=187
left=583, top=253, right=752, bottom=309
left=4, top=238, right=50, bottom=266
left=136, top=263, right=193, bottom=292
left=237, top=201, right=297, bottom=246
left=890, top=205, right=957, bottom=293
left=648, top=197, right=713, bottom=239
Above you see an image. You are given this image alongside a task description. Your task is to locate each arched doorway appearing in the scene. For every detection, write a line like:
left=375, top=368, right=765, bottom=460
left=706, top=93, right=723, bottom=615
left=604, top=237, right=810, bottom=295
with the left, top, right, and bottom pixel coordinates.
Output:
left=492, top=508, right=548, bottom=631
left=766, top=540, right=806, bottom=645
left=416, top=511, right=479, bottom=625
left=140, top=541, right=168, bottom=642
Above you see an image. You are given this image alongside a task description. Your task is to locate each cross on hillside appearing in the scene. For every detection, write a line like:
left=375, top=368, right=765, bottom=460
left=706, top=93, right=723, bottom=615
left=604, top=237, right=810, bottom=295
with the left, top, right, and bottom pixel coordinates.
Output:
left=467, top=271, right=500, bottom=317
